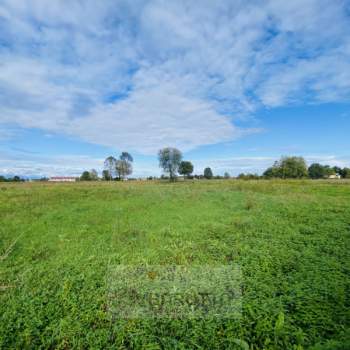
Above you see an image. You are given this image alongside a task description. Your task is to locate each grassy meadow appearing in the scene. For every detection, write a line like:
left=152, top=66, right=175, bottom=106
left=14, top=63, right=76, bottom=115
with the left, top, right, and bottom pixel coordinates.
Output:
left=0, top=180, right=349, bottom=349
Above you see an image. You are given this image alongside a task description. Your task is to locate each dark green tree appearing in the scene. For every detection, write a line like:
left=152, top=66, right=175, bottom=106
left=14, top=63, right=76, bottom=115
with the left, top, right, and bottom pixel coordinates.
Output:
left=102, top=170, right=110, bottom=181
left=204, top=167, right=213, bottom=179
left=80, top=171, right=91, bottom=181
left=263, top=167, right=274, bottom=178
left=263, top=161, right=282, bottom=178
left=238, top=173, right=259, bottom=180
left=178, top=161, right=194, bottom=178
left=279, top=156, right=308, bottom=178
left=264, top=157, right=307, bottom=179
left=308, top=163, right=327, bottom=179
left=342, top=168, right=350, bottom=178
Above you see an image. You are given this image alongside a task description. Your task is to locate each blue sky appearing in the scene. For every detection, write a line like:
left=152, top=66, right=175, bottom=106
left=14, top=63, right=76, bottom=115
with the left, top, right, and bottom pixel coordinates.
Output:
left=0, top=0, right=349, bottom=177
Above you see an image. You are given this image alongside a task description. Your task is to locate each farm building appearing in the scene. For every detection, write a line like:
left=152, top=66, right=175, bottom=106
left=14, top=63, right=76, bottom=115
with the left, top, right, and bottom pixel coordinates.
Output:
left=329, top=174, right=341, bottom=179
left=49, top=177, right=76, bottom=182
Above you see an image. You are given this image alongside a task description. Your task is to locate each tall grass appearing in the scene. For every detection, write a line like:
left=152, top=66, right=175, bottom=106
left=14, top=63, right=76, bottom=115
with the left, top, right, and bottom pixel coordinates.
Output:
left=0, top=180, right=349, bottom=349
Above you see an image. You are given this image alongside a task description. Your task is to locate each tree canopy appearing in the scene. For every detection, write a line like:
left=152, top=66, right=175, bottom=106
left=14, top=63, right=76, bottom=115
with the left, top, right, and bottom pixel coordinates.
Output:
left=158, top=147, right=182, bottom=181
left=80, top=169, right=98, bottom=181
left=178, top=161, right=194, bottom=178
left=80, top=171, right=91, bottom=181
left=308, top=163, right=334, bottom=179
left=117, top=152, right=133, bottom=180
left=116, top=159, right=132, bottom=180
left=120, top=152, right=133, bottom=163
left=264, top=156, right=307, bottom=179
left=342, top=168, right=350, bottom=179
left=104, top=156, right=117, bottom=180
left=204, top=167, right=213, bottom=179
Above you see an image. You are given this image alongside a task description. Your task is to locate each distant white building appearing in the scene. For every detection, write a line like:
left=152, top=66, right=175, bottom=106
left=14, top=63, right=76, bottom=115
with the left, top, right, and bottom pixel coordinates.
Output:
left=329, top=174, right=341, bottom=179
left=49, top=176, right=76, bottom=182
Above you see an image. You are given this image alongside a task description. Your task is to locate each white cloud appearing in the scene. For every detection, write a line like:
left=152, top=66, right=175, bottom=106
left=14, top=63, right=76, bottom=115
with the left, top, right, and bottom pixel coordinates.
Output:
left=304, top=155, right=350, bottom=169
left=0, top=127, right=15, bottom=141
left=0, top=153, right=102, bottom=177
left=192, top=156, right=275, bottom=175
left=69, top=84, right=249, bottom=154
left=0, top=0, right=349, bottom=155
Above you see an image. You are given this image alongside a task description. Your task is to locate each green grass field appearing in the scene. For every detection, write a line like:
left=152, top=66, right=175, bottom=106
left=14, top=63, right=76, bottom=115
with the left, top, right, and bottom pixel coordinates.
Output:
left=0, top=180, right=349, bottom=349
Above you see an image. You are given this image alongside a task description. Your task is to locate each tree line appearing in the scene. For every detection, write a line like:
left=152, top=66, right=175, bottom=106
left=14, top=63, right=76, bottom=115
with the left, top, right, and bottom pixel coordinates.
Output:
left=78, top=149, right=349, bottom=181
left=76, top=150, right=350, bottom=181
left=239, top=156, right=350, bottom=180
left=78, top=147, right=218, bottom=181
left=157, top=147, right=221, bottom=180
left=79, top=152, right=134, bottom=181
left=2, top=149, right=348, bottom=182
left=0, top=175, right=26, bottom=182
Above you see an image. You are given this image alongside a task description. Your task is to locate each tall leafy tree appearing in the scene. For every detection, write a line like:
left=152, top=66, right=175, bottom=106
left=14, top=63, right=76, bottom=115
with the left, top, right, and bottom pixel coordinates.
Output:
left=104, top=156, right=117, bottom=180
left=158, top=147, right=182, bottom=181
left=178, top=161, right=194, bottom=178
left=263, top=161, right=281, bottom=178
left=279, top=156, right=308, bottom=178
left=264, top=157, right=307, bottom=179
left=102, top=170, right=110, bottom=181
left=204, top=167, right=213, bottom=179
left=116, top=152, right=133, bottom=180
left=80, top=171, right=91, bottom=181
left=308, top=163, right=327, bottom=179
left=342, top=168, right=350, bottom=178
left=116, top=159, right=132, bottom=180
